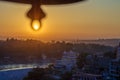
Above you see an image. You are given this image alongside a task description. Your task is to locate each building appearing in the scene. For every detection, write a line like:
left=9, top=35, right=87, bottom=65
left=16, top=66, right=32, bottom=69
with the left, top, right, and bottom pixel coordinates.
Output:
left=55, top=50, right=79, bottom=71
left=72, top=71, right=103, bottom=80
left=84, top=54, right=111, bottom=75
left=61, top=51, right=78, bottom=66
left=109, top=60, right=120, bottom=80
left=108, top=43, right=120, bottom=80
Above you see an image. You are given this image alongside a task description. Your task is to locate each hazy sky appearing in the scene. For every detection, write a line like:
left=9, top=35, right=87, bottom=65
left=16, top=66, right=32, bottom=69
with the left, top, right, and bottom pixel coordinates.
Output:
left=0, top=0, right=120, bottom=41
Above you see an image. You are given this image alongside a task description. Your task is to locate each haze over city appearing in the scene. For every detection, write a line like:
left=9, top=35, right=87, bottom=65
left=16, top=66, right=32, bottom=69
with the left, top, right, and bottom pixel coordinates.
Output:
left=0, top=0, right=120, bottom=41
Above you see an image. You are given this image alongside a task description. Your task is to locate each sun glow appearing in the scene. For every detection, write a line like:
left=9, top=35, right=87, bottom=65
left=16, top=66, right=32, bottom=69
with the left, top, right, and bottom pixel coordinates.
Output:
left=31, top=20, right=41, bottom=31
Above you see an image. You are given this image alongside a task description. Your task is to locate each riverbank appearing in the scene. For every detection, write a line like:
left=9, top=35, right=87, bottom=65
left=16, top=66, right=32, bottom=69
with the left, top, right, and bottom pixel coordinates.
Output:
left=0, top=63, right=50, bottom=80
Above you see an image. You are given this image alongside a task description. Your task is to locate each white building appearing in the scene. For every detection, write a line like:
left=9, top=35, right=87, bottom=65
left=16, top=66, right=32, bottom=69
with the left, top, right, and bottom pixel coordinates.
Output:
left=55, top=50, right=79, bottom=71
left=61, top=51, right=78, bottom=65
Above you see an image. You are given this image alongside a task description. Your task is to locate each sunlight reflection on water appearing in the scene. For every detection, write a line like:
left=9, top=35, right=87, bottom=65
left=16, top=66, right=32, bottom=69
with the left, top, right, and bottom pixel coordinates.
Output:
left=0, top=63, right=50, bottom=71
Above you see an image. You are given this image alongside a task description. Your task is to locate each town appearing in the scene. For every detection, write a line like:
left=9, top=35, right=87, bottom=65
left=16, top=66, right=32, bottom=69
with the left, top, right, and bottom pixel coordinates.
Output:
left=0, top=38, right=119, bottom=80
left=23, top=43, right=120, bottom=80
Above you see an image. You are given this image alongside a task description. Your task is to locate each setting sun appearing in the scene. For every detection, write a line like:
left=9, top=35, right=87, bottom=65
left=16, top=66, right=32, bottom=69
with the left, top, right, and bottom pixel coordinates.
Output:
left=31, top=20, right=41, bottom=31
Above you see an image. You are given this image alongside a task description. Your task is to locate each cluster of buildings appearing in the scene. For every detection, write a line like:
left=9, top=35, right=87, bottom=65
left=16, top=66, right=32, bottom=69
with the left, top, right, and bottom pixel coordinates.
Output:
left=72, top=43, right=120, bottom=80
left=1, top=43, right=119, bottom=80
left=108, top=43, right=120, bottom=80
left=52, top=43, right=120, bottom=80
left=109, top=59, right=120, bottom=80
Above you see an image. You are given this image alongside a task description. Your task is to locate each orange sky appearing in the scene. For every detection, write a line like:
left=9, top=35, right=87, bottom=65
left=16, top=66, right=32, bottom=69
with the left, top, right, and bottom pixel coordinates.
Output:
left=0, top=0, right=120, bottom=41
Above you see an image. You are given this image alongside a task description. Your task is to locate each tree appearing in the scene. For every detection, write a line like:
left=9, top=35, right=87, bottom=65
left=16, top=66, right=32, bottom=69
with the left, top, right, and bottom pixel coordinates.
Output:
left=103, top=51, right=116, bottom=59
left=76, top=53, right=90, bottom=69
left=61, top=72, right=72, bottom=80
left=23, top=68, right=45, bottom=80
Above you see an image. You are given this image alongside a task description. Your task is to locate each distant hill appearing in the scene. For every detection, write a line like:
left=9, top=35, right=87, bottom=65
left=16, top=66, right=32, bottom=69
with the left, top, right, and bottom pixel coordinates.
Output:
left=0, top=38, right=114, bottom=64
left=71, top=39, right=120, bottom=47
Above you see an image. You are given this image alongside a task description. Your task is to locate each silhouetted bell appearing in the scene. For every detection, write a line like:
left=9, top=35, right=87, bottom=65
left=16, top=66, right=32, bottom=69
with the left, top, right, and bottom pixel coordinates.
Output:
left=1, top=0, right=85, bottom=31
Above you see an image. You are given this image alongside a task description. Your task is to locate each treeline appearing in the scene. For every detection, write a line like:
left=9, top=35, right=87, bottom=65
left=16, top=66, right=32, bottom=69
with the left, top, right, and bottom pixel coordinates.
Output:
left=0, top=38, right=113, bottom=64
